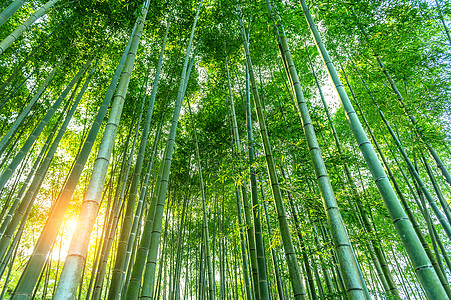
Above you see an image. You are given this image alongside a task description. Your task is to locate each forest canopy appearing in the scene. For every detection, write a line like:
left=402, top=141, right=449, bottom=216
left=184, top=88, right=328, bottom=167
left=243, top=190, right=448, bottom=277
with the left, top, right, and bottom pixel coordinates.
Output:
left=0, top=0, right=450, bottom=299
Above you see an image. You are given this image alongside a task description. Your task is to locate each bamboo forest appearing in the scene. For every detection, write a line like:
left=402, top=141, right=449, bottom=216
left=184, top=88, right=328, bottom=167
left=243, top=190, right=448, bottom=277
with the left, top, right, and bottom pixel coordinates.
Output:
left=1, top=0, right=451, bottom=299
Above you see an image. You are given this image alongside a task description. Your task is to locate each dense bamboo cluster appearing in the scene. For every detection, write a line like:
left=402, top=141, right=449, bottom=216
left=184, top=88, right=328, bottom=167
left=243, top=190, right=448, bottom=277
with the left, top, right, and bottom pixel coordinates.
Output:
left=0, top=0, right=450, bottom=299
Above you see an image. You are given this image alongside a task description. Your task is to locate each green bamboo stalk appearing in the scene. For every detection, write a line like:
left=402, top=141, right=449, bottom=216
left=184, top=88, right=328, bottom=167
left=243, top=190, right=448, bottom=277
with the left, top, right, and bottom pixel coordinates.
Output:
left=310, top=54, right=398, bottom=298
left=171, top=186, right=190, bottom=300
left=90, top=97, right=143, bottom=300
left=351, top=62, right=451, bottom=297
left=382, top=110, right=451, bottom=239
left=0, top=67, right=37, bottom=110
left=238, top=67, right=253, bottom=300
left=342, top=61, right=451, bottom=241
left=0, top=55, right=89, bottom=192
left=235, top=184, right=252, bottom=300
left=233, top=67, right=260, bottom=300
left=139, top=2, right=203, bottom=298
left=238, top=4, right=306, bottom=300
left=227, top=56, right=260, bottom=299
left=237, top=145, right=260, bottom=299
left=0, top=58, right=96, bottom=264
left=0, top=22, right=62, bottom=97
left=0, top=0, right=59, bottom=55
left=0, top=0, right=26, bottom=27
left=113, top=66, right=153, bottom=298
left=434, top=0, right=451, bottom=45
left=53, top=2, right=150, bottom=298
left=11, top=27, right=133, bottom=300
left=0, top=175, right=33, bottom=281
left=311, top=221, right=335, bottom=297
left=153, top=198, right=171, bottom=300
left=260, top=181, right=285, bottom=300
left=279, top=167, right=319, bottom=300
left=299, top=2, right=446, bottom=298
left=0, top=110, right=60, bottom=238
left=266, top=2, right=367, bottom=298
left=111, top=20, right=170, bottom=299
left=0, top=116, right=31, bottom=167
left=186, top=96, right=216, bottom=300
left=350, top=8, right=451, bottom=188
left=347, top=62, right=451, bottom=297
left=421, top=151, right=451, bottom=223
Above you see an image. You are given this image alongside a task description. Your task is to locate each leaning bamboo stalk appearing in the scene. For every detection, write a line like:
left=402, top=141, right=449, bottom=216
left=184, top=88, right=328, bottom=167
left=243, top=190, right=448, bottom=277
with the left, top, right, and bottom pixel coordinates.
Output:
left=0, top=67, right=37, bottom=110
left=52, top=1, right=150, bottom=298
left=350, top=7, right=451, bottom=189
left=111, top=19, right=170, bottom=299
left=0, top=61, right=94, bottom=262
left=0, top=21, right=64, bottom=96
left=299, top=1, right=446, bottom=298
left=0, top=111, right=61, bottom=238
left=0, top=0, right=59, bottom=55
left=11, top=29, right=132, bottom=300
left=238, top=4, right=306, bottom=299
left=435, top=0, right=451, bottom=46
left=90, top=109, right=139, bottom=300
left=227, top=54, right=260, bottom=300
left=267, top=2, right=368, bottom=298
left=260, top=180, right=285, bottom=300
left=349, top=61, right=451, bottom=296
left=0, top=55, right=89, bottom=192
left=0, top=54, right=67, bottom=151
left=139, top=2, right=203, bottom=297
left=306, top=48, right=399, bottom=297
left=187, top=97, right=215, bottom=300
left=0, top=0, right=26, bottom=27
left=244, top=69, right=270, bottom=299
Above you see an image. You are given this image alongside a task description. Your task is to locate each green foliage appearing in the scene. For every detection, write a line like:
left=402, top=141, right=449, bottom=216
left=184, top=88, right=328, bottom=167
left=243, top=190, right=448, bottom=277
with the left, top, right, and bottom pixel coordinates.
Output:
left=0, top=0, right=450, bottom=298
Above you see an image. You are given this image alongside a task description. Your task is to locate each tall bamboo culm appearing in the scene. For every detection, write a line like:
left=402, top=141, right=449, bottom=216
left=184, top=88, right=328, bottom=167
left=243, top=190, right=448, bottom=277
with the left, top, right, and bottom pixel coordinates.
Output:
left=53, top=1, right=151, bottom=298
left=0, top=0, right=26, bottom=27
left=121, top=17, right=170, bottom=300
left=0, top=0, right=59, bottom=55
left=299, top=1, right=447, bottom=298
left=238, top=4, right=306, bottom=300
left=11, top=27, right=135, bottom=300
left=266, top=2, right=367, bottom=299
left=138, top=2, right=203, bottom=298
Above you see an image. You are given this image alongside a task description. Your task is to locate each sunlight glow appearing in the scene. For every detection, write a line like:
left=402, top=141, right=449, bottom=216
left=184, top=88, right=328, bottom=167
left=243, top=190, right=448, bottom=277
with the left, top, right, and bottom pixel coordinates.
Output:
left=51, top=218, right=78, bottom=261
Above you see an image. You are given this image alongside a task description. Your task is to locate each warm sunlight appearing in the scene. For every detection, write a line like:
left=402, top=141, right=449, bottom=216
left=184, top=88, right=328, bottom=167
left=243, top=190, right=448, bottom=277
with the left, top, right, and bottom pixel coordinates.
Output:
left=51, top=218, right=78, bottom=261
left=1, top=0, right=450, bottom=299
